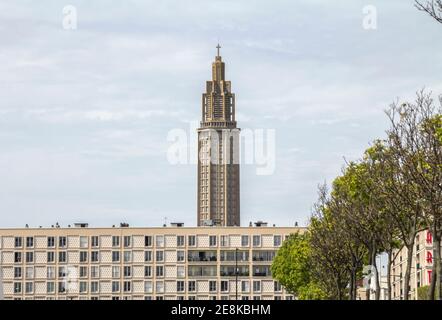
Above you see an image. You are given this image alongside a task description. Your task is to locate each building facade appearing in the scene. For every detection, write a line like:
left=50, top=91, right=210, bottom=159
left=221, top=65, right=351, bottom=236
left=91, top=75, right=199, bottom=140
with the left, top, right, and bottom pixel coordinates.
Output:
left=0, top=225, right=303, bottom=300
left=197, top=45, right=240, bottom=227
left=391, top=229, right=434, bottom=300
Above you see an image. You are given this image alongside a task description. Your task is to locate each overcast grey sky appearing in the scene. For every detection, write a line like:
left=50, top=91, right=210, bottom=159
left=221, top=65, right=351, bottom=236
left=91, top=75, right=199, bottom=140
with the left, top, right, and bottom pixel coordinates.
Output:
left=0, top=0, right=441, bottom=228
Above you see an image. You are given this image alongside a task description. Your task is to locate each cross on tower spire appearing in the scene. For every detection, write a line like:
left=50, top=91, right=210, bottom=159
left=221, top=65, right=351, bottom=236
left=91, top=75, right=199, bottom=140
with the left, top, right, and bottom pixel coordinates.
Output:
left=216, top=43, right=221, bottom=57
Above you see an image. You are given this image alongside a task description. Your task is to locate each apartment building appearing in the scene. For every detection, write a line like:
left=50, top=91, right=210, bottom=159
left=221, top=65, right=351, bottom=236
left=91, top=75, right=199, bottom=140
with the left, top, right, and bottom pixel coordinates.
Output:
left=0, top=224, right=303, bottom=300
left=391, top=229, right=434, bottom=300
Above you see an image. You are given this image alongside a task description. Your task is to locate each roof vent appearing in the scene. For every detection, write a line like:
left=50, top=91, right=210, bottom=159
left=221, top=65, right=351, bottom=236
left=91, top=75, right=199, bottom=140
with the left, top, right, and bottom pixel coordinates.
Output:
left=170, top=222, right=184, bottom=227
left=254, top=221, right=268, bottom=227
left=120, top=223, right=129, bottom=228
left=74, top=223, right=88, bottom=228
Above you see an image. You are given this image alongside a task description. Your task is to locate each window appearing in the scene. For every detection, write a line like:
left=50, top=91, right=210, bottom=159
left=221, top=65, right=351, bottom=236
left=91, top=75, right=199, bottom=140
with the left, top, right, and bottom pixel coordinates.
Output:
left=79, top=266, right=88, bottom=278
left=14, top=237, right=22, bottom=248
left=14, top=252, right=22, bottom=263
left=58, top=251, right=66, bottom=263
left=188, top=281, right=196, bottom=292
left=156, top=266, right=164, bottom=277
left=91, top=251, right=99, bottom=262
left=221, top=280, right=229, bottom=292
left=253, top=235, right=261, bottom=247
left=47, top=267, right=55, bottom=279
left=112, top=281, right=120, bottom=293
left=91, top=281, right=99, bottom=293
left=253, top=296, right=261, bottom=300
left=177, top=251, right=185, bottom=262
left=156, top=251, right=164, bottom=262
left=25, top=267, right=34, bottom=279
left=14, top=267, right=22, bottom=279
left=112, top=236, right=120, bottom=247
left=209, top=281, right=217, bottom=292
left=241, top=235, right=249, bottom=247
left=112, top=251, right=120, bottom=263
left=156, top=281, right=164, bottom=293
left=209, top=235, right=217, bottom=247
left=274, top=235, right=282, bottom=247
left=47, top=251, right=55, bottom=263
left=26, top=237, right=34, bottom=248
left=25, top=252, right=34, bottom=263
left=124, top=266, right=132, bottom=277
left=47, top=237, right=55, bottom=248
left=14, top=282, right=22, bottom=294
left=242, top=280, right=250, bottom=292
left=144, top=281, right=153, bottom=293
left=177, top=236, right=185, bottom=247
left=91, top=236, right=99, bottom=247
left=177, top=281, right=185, bottom=292
left=123, top=281, right=131, bottom=293
left=80, top=251, right=88, bottom=263
left=242, top=296, right=249, bottom=300
left=91, top=266, right=99, bottom=278
left=58, top=282, right=66, bottom=293
left=253, top=281, right=261, bottom=292
left=274, top=281, right=282, bottom=292
left=112, top=266, right=120, bottom=278
left=188, top=235, right=196, bottom=246
left=79, top=282, right=88, bottom=293
left=145, top=236, right=152, bottom=247
left=47, top=282, right=55, bottom=293
left=124, top=236, right=131, bottom=248
left=80, top=236, right=88, bottom=248
left=144, top=251, right=152, bottom=262
left=25, top=282, right=33, bottom=293
left=177, top=266, right=185, bottom=278
left=59, top=236, right=67, bottom=248
left=220, top=235, right=229, bottom=247
left=144, top=266, right=152, bottom=277
left=124, top=251, right=132, bottom=263
left=156, top=235, right=164, bottom=247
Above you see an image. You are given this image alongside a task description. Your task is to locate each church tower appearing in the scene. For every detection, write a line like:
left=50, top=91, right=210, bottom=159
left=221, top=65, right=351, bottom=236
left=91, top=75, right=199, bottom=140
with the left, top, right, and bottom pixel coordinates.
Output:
left=197, top=45, right=240, bottom=227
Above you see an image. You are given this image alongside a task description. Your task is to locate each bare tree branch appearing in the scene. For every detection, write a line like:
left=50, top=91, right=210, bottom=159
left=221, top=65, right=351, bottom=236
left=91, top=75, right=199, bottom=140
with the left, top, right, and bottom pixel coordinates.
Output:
left=415, top=0, right=442, bottom=24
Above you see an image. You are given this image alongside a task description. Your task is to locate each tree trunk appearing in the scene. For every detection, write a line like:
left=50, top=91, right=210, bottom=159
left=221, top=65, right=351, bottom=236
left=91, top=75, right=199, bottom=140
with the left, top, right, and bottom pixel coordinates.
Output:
left=349, top=270, right=354, bottom=300
left=371, top=243, right=381, bottom=300
left=403, top=244, right=414, bottom=300
left=353, top=267, right=358, bottom=300
left=336, top=276, right=343, bottom=300
left=366, top=247, right=373, bottom=300
left=435, top=231, right=442, bottom=300
left=387, top=249, right=393, bottom=300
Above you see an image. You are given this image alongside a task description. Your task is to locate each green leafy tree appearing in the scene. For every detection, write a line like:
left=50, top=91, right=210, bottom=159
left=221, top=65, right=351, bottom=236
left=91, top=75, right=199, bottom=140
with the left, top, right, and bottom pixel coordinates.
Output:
left=271, top=232, right=327, bottom=300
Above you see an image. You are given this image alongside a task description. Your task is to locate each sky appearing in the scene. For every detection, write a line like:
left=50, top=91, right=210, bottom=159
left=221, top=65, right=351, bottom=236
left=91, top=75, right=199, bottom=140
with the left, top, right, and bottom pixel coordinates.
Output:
left=0, top=0, right=441, bottom=228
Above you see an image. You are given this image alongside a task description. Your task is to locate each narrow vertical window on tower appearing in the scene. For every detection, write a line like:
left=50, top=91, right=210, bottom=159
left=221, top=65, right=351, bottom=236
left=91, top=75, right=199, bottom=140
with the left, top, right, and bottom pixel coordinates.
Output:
left=197, top=45, right=240, bottom=227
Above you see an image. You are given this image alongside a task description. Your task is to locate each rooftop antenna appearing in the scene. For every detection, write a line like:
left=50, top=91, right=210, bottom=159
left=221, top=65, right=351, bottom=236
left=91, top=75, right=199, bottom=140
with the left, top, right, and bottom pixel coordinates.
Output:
left=163, top=217, right=168, bottom=227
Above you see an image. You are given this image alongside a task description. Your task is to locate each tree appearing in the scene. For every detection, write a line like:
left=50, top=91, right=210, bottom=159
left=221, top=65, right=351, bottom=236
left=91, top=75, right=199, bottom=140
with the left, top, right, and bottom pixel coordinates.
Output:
left=386, top=92, right=442, bottom=299
left=271, top=232, right=327, bottom=300
left=415, top=0, right=442, bottom=24
left=309, top=185, right=354, bottom=300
